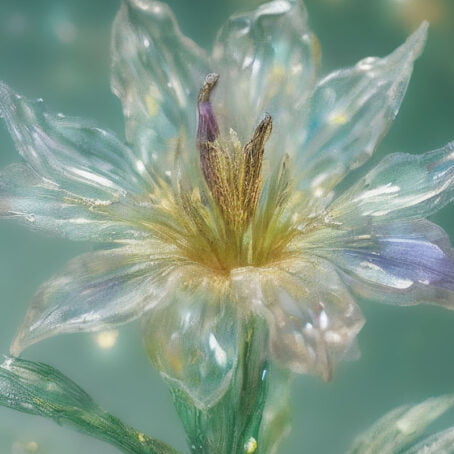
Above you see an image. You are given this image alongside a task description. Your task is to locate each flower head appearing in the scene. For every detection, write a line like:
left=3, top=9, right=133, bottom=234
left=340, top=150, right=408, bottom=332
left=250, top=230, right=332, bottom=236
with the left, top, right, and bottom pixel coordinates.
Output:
left=1, top=0, right=453, bottom=408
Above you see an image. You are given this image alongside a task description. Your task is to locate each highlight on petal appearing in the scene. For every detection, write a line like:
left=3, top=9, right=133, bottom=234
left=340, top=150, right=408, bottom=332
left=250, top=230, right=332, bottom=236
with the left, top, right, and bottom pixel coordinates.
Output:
left=10, top=241, right=183, bottom=355
left=0, top=82, right=151, bottom=199
left=348, top=395, right=454, bottom=454
left=0, top=83, right=157, bottom=241
left=212, top=0, right=320, bottom=140
left=297, top=22, right=428, bottom=199
left=0, top=163, right=152, bottom=242
left=111, top=0, right=210, bottom=169
left=331, top=142, right=454, bottom=222
left=231, top=259, right=364, bottom=380
left=143, top=285, right=241, bottom=409
left=302, top=220, right=454, bottom=308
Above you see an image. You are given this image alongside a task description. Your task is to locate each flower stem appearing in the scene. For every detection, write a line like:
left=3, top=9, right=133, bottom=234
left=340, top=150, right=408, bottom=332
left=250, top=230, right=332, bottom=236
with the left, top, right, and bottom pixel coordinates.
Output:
left=169, top=317, right=273, bottom=454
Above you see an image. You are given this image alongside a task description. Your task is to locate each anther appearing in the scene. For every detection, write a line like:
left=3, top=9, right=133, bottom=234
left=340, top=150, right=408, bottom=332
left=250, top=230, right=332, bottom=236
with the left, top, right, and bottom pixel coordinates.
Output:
left=197, top=73, right=219, bottom=143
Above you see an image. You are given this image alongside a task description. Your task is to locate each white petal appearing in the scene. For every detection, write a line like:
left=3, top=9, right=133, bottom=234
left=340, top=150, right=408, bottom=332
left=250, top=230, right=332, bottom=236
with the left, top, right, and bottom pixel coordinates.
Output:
left=10, top=241, right=180, bottom=355
left=0, top=163, right=151, bottom=241
left=331, top=142, right=454, bottom=222
left=301, top=220, right=454, bottom=308
left=231, top=259, right=364, bottom=380
left=297, top=22, right=428, bottom=198
left=212, top=0, right=319, bottom=141
left=111, top=0, right=210, bottom=170
left=0, top=82, right=152, bottom=200
left=143, top=286, right=241, bottom=409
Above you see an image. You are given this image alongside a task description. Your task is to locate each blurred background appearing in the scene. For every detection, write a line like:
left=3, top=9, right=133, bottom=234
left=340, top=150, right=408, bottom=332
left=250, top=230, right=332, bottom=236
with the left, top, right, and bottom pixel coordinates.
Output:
left=0, top=0, right=453, bottom=452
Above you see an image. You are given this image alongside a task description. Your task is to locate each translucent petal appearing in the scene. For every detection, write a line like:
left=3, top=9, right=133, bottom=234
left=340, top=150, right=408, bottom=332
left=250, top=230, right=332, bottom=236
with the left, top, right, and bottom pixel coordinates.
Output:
left=0, top=163, right=151, bottom=241
left=143, top=286, right=241, bottom=409
left=302, top=220, right=454, bottom=308
left=297, top=23, right=428, bottom=198
left=111, top=0, right=210, bottom=169
left=231, top=260, right=364, bottom=380
left=212, top=0, right=320, bottom=141
left=331, top=142, right=454, bottom=222
left=10, top=242, right=181, bottom=355
left=348, top=395, right=454, bottom=454
left=405, top=427, right=454, bottom=454
left=0, top=82, right=152, bottom=200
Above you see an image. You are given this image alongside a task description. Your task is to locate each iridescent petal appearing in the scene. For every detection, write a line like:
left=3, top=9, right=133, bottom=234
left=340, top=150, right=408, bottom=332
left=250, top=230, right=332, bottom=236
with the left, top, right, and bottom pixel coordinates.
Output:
left=331, top=142, right=454, bottom=222
left=231, top=260, right=364, bottom=380
left=10, top=241, right=181, bottom=355
left=302, top=220, right=454, bottom=307
left=143, top=285, right=241, bottom=409
left=111, top=0, right=210, bottom=169
left=0, top=163, right=151, bottom=241
left=212, top=0, right=320, bottom=141
left=297, top=23, right=428, bottom=199
left=0, top=82, right=151, bottom=200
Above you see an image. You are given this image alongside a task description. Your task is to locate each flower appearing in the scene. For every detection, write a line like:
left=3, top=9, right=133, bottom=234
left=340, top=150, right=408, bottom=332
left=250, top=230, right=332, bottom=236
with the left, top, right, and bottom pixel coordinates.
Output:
left=1, top=0, right=453, bottom=409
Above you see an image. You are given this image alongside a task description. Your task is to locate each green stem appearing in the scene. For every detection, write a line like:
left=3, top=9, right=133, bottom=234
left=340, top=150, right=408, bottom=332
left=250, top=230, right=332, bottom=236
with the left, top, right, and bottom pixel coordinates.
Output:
left=170, top=317, right=271, bottom=454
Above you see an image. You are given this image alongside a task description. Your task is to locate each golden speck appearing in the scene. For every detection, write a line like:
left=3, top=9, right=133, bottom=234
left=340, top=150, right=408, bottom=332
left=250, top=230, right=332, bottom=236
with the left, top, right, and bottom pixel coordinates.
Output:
left=145, top=86, right=160, bottom=116
left=138, top=433, right=146, bottom=443
left=244, top=437, right=258, bottom=453
left=329, top=112, right=349, bottom=125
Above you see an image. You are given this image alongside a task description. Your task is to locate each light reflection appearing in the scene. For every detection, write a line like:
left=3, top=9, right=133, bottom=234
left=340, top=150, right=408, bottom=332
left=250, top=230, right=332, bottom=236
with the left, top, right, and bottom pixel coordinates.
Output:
left=94, top=330, right=119, bottom=350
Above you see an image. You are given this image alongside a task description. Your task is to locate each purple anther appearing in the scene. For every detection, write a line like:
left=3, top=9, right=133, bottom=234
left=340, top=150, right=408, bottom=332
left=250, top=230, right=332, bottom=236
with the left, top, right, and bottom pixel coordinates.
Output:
left=197, top=73, right=219, bottom=144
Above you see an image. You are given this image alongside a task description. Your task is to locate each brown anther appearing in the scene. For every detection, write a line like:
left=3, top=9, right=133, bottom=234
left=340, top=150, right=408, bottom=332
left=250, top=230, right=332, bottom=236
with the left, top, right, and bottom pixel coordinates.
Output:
left=196, top=74, right=273, bottom=232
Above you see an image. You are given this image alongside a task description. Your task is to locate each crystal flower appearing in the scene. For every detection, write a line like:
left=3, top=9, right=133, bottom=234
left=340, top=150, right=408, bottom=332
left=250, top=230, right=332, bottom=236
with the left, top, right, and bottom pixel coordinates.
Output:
left=1, top=0, right=453, bottom=409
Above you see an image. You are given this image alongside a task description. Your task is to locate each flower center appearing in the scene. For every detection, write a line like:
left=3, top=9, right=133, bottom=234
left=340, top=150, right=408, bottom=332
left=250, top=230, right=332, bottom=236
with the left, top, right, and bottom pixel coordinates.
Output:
left=146, top=75, right=300, bottom=276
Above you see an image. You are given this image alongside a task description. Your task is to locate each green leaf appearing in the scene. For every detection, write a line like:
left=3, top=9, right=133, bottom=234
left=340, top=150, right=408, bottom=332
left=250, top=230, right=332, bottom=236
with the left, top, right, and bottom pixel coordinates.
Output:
left=0, top=356, right=179, bottom=454
left=348, top=395, right=454, bottom=454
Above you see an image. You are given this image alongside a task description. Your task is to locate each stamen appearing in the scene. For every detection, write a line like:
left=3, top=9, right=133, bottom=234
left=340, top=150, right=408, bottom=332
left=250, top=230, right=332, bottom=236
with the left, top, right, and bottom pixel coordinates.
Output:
left=242, top=114, right=273, bottom=218
left=196, top=74, right=273, bottom=233
left=197, top=73, right=219, bottom=143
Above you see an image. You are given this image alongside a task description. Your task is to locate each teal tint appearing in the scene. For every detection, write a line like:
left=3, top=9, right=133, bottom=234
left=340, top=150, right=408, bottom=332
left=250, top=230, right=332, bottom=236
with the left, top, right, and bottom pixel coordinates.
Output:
left=0, top=1, right=453, bottom=453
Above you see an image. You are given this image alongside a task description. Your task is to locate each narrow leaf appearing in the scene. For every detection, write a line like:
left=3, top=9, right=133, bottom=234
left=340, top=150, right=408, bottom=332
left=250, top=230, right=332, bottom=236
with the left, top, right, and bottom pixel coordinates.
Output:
left=348, top=395, right=454, bottom=454
left=0, top=356, right=179, bottom=454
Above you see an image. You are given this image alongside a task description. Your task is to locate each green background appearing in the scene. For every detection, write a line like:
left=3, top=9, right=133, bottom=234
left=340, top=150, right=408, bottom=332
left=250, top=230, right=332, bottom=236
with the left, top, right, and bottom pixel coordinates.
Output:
left=0, top=0, right=453, bottom=453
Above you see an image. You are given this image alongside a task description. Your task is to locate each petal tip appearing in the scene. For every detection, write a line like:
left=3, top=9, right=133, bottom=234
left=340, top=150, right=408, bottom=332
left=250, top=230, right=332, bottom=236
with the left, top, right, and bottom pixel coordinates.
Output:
left=402, top=20, right=429, bottom=59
